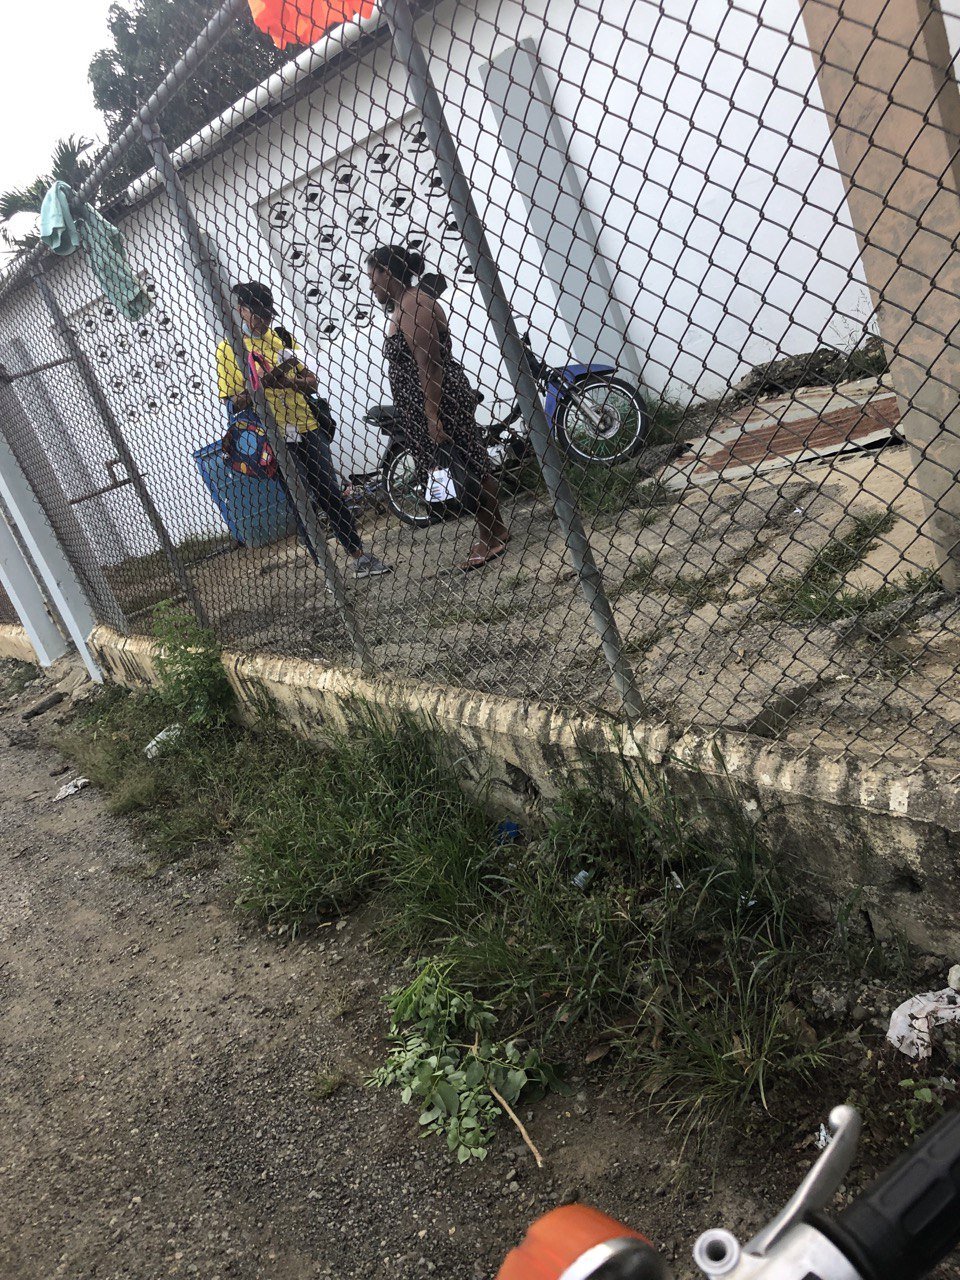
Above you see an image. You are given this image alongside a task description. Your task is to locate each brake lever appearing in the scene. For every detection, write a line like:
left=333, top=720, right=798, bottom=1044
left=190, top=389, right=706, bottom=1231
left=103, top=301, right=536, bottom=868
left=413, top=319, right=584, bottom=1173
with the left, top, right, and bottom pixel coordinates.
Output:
left=693, top=1106, right=861, bottom=1278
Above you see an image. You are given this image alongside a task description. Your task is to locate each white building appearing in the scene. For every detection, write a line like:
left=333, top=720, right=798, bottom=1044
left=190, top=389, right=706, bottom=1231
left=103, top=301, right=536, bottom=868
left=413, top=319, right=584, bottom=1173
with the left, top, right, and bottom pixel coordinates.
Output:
left=0, top=0, right=882, bottom=557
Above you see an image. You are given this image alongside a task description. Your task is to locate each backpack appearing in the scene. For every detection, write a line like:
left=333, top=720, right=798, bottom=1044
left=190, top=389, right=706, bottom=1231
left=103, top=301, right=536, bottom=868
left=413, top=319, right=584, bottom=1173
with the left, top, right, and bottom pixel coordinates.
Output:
left=221, top=401, right=278, bottom=480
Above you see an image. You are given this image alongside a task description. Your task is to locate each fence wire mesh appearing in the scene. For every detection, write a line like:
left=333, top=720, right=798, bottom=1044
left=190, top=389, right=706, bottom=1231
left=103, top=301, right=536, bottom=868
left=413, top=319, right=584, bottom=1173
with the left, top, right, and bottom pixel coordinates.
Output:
left=2, top=0, right=960, bottom=768
left=0, top=581, right=18, bottom=627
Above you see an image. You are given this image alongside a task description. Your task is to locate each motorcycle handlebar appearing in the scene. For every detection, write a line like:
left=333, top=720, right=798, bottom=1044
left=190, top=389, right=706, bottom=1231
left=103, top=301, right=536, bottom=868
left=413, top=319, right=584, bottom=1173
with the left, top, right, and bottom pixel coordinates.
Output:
left=820, top=1109, right=960, bottom=1280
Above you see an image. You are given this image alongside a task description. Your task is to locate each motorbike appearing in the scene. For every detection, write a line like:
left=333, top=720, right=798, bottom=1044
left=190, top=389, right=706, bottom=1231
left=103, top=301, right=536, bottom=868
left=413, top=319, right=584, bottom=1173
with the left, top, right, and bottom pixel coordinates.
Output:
left=365, top=333, right=649, bottom=529
left=495, top=1103, right=960, bottom=1280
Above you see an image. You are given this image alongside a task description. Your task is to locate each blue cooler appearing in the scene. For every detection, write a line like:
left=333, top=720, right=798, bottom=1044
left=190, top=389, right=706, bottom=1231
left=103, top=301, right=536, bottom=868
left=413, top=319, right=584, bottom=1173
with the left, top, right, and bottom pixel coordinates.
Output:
left=194, top=442, right=298, bottom=547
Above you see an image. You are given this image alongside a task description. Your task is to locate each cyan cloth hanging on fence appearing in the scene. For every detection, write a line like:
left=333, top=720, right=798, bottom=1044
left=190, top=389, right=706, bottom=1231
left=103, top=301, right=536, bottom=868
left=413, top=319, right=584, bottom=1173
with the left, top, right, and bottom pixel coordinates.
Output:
left=39, top=181, right=153, bottom=322
left=39, top=181, right=81, bottom=256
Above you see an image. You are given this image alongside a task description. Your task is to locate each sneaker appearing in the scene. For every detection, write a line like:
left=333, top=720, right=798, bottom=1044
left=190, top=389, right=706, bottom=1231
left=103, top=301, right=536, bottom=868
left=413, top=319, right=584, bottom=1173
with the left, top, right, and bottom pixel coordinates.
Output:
left=354, top=553, right=392, bottom=579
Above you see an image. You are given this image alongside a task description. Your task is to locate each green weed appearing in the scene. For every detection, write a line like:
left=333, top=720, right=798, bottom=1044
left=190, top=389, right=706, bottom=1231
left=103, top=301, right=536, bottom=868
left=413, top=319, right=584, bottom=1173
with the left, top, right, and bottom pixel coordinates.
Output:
left=152, top=603, right=234, bottom=727
left=368, top=960, right=558, bottom=1162
left=613, top=556, right=659, bottom=598
left=622, top=628, right=663, bottom=658
left=63, top=680, right=915, bottom=1144
left=0, top=660, right=40, bottom=701
left=572, top=464, right=679, bottom=526
left=897, top=1077, right=957, bottom=1135
left=427, top=601, right=512, bottom=630
left=664, top=569, right=732, bottom=607
left=645, top=396, right=693, bottom=446
left=236, top=714, right=492, bottom=930
left=310, top=1072, right=348, bottom=1101
left=767, top=511, right=904, bottom=623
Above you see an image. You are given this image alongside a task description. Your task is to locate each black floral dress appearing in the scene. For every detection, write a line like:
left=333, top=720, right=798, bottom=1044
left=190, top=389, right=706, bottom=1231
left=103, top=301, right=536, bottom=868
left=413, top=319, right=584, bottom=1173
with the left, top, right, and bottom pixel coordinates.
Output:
left=384, top=322, right=489, bottom=477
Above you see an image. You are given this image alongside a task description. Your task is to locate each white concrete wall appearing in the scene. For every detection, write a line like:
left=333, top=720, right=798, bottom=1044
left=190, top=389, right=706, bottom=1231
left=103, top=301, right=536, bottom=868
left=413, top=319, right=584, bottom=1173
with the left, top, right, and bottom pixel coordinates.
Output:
left=0, top=202, right=236, bottom=560
left=0, top=0, right=875, bottom=550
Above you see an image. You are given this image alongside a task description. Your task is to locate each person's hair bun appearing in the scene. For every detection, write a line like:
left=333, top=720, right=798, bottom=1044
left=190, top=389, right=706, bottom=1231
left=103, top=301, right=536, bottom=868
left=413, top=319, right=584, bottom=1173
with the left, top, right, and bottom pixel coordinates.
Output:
left=367, top=243, right=428, bottom=287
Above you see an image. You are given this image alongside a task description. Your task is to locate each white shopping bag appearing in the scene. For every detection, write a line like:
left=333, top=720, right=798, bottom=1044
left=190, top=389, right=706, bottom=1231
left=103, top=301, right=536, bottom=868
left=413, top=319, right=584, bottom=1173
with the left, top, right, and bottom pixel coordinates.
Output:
left=427, top=467, right=457, bottom=502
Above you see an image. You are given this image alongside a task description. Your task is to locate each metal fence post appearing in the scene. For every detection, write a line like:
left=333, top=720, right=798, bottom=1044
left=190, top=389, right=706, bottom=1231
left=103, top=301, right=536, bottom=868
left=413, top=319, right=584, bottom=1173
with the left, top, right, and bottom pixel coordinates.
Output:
left=0, top=425, right=102, bottom=680
left=801, top=0, right=960, bottom=590
left=0, top=361, right=127, bottom=633
left=139, top=115, right=373, bottom=669
left=35, top=274, right=210, bottom=628
left=0, top=496, right=70, bottom=668
left=379, top=0, right=644, bottom=720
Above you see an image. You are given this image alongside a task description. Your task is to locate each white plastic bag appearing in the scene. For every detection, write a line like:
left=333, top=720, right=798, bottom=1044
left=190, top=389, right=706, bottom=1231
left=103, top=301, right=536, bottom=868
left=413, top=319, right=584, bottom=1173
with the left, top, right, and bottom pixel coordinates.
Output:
left=886, top=988, right=960, bottom=1059
left=427, top=467, right=457, bottom=503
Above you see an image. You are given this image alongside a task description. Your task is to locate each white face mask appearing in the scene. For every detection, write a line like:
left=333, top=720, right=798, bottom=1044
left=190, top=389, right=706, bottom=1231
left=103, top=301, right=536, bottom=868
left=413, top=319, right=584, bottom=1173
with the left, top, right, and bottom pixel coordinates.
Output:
left=239, top=320, right=253, bottom=336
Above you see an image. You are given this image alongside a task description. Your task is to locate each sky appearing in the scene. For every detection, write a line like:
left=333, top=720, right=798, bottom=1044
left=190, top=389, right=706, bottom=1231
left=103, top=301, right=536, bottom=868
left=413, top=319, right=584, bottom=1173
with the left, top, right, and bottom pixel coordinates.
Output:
left=0, top=0, right=116, bottom=238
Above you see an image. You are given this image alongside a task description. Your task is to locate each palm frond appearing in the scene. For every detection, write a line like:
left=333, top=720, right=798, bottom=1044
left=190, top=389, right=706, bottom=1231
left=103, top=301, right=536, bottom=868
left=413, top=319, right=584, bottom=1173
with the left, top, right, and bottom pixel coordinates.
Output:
left=0, top=135, right=99, bottom=224
left=50, top=135, right=96, bottom=186
left=0, top=179, right=50, bottom=221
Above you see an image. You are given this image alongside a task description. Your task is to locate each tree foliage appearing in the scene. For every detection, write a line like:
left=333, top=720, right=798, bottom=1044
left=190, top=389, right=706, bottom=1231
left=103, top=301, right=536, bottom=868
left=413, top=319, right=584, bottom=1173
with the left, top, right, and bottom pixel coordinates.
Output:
left=89, top=0, right=288, bottom=182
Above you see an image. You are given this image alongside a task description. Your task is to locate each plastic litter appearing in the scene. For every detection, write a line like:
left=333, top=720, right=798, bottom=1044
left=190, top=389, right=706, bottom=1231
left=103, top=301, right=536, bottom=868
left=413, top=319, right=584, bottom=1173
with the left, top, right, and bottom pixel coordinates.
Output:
left=886, top=987, right=960, bottom=1059
left=144, top=724, right=183, bottom=759
left=54, top=777, right=90, bottom=802
left=427, top=467, right=457, bottom=503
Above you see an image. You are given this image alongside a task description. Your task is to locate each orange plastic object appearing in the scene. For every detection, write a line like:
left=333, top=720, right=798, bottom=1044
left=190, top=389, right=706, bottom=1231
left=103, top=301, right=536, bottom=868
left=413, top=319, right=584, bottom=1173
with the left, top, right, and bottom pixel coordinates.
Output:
left=247, top=0, right=375, bottom=49
left=496, top=1204, right=652, bottom=1280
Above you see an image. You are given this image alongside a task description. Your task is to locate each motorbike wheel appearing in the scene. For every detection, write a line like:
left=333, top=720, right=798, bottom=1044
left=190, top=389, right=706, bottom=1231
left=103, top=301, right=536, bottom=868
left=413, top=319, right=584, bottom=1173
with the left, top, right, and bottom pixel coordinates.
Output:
left=554, top=373, right=649, bottom=466
left=382, top=443, right=444, bottom=527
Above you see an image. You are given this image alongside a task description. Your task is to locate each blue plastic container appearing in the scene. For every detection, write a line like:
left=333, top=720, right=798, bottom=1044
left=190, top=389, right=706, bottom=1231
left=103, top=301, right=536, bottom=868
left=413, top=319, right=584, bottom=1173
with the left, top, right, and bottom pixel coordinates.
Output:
left=194, top=441, right=298, bottom=548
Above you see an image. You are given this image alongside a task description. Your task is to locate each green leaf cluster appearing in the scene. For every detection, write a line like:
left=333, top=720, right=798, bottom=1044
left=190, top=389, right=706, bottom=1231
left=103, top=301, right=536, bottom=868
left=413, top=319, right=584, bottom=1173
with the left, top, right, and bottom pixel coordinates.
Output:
left=368, top=961, right=557, bottom=1162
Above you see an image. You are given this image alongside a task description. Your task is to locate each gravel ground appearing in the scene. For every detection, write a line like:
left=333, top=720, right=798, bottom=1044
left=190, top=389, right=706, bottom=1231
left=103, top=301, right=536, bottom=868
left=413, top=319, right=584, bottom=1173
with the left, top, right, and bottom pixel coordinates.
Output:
left=0, top=668, right=899, bottom=1280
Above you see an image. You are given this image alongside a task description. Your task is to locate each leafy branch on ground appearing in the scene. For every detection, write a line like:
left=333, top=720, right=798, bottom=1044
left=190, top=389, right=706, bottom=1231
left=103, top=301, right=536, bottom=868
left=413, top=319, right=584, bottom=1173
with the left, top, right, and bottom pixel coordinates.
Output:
left=368, top=961, right=557, bottom=1162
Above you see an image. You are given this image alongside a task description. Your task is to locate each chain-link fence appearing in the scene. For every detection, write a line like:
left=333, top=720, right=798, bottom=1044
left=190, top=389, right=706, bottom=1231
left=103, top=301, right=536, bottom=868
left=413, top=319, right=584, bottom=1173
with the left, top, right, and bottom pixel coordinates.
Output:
left=0, top=581, right=18, bottom=627
left=2, top=0, right=960, bottom=768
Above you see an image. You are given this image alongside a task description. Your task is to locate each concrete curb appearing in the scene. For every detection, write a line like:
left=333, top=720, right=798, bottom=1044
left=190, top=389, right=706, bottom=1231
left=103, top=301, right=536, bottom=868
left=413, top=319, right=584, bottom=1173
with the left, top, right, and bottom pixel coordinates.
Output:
left=0, top=624, right=39, bottom=666
left=90, top=624, right=960, bottom=955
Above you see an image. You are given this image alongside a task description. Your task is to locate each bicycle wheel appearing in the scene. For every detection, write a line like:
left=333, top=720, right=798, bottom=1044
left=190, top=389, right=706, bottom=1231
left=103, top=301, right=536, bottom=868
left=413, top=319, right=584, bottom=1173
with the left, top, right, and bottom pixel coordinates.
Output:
left=382, top=443, right=441, bottom=527
left=554, top=373, right=649, bottom=465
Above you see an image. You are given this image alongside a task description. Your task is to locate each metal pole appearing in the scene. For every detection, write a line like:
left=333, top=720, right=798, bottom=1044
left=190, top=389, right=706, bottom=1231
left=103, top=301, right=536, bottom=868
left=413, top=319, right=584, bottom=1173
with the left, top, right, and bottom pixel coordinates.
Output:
left=9, top=335, right=127, bottom=563
left=35, top=274, right=210, bottom=627
left=379, top=0, right=644, bottom=720
left=0, top=496, right=70, bottom=668
left=0, top=369, right=127, bottom=633
left=0, top=0, right=250, bottom=308
left=139, top=116, right=372, bottom=668
left=0, top=439, right=102, bottom=680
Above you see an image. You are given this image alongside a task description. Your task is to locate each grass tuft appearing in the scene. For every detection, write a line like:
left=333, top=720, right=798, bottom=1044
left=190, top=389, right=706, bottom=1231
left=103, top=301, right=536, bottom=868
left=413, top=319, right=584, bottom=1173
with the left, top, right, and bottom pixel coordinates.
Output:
left=766, top=511, right=914, bottom=623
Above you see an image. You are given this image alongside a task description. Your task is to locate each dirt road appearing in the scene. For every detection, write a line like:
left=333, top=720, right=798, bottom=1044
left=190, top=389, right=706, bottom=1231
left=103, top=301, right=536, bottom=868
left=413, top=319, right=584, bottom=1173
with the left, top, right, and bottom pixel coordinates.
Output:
left=0, top=679, right=779, bottom=1280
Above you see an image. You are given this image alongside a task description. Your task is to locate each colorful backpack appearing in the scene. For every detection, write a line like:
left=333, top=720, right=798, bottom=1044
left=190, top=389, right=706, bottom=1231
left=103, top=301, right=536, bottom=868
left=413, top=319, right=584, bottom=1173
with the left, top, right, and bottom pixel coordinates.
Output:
left=221, top=401, right=278, bottom=480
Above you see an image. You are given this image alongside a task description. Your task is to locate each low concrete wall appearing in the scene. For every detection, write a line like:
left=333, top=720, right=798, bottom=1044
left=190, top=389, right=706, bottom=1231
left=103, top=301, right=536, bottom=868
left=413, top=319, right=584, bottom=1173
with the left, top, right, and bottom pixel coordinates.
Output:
left=90, top=624, right=960, bottom=956
left=0, top=624, right=38, bottom=665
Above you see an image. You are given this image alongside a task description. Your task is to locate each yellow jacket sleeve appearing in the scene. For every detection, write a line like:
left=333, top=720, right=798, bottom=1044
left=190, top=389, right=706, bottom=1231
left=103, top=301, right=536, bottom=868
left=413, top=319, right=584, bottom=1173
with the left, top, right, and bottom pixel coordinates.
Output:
left=216, top=340, right=245, bottom=401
